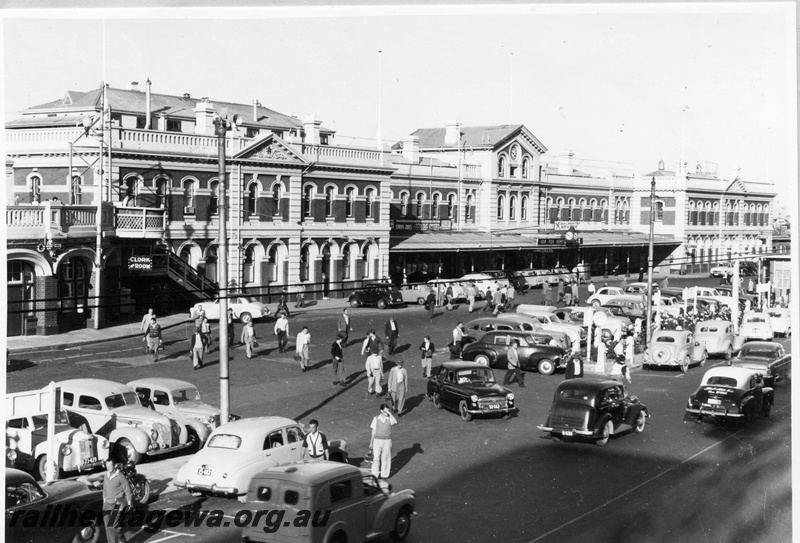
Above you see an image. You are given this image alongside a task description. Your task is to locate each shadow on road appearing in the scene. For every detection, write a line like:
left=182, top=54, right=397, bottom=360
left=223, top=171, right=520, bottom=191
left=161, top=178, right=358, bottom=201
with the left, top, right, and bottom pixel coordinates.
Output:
left=390, top=443, right=424, bottom=477
left=293, top=373, right=369, bottom=421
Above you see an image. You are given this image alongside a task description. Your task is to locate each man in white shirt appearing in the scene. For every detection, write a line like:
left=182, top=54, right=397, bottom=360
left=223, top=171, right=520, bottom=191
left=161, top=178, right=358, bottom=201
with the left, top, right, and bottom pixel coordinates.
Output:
left=301, top=419, right=329, bottom=461
left=451, top=322, right=465, bottom=359
left=466, top=283, right=476, bottom=313
left=295, top=325, right=311, bottom=372
left=387, top=360, right=409, bottom=415
left=365, top=346, right=384, bottom=397
left=369, top=404, right=398, bottom=479
left=274, top=314, right=289, bottom=353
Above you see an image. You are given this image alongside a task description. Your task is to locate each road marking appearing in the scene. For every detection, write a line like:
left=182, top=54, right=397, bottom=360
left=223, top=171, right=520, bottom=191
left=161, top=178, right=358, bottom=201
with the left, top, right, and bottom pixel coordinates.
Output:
left=636, top=372, right=684, bottom=378
left=145, top=531, right=195, bottom=542
left=528, top=404, right=791, bottom=543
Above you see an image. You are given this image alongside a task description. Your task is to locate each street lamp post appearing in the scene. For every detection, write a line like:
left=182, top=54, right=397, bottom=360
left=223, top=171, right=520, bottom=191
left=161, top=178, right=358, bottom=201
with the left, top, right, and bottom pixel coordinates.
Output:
left=214, top=115, right=231, bottom=422
left=645, top=176, right=656, bottom=344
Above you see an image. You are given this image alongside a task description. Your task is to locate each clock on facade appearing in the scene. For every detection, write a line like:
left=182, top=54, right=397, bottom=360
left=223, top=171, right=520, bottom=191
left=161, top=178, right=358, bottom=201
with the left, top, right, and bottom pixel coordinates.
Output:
left=510, top=146, right=518, bottom=160
left=565, top=230, right=575, bottom=241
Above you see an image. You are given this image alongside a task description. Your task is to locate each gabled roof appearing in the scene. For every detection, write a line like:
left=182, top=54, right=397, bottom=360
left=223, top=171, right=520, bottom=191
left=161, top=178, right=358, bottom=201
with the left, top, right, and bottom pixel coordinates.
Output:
left=232, top=133, right=308, bottom=164
left=393, top=124, right=547, bottom=154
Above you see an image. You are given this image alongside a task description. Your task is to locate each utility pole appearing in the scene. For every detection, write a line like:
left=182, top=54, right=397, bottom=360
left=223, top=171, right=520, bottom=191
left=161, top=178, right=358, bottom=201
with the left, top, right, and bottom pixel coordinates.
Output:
left=214, top=115, right=231, bottom=422
left=645, top=176, right=656, bottom=343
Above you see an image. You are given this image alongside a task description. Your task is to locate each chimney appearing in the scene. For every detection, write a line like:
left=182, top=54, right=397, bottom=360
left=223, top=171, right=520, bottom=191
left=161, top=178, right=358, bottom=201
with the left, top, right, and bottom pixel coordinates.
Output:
left=193, top=98, right=216, bottom=135
left=445, top=119, right=461, bottom=146
left=303, top=114, right=321, bottom=145
left=402, top=136, right=420, bottom=163
left=558, top=150, right=574, bottom=175
left=145, top=78, right=152, bottom=129
left=253, top=99, right=261, bottom=123
left=130, top=81, right=139, bottom=92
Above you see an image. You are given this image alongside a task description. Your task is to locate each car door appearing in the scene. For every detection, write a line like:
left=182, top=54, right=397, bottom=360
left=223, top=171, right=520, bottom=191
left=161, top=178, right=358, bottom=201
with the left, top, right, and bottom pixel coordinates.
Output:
left=428, top=366, right=446, bottom=402
left=284, top=426, right=305, bottom=462
left=514, top=336, right=536, bottom=370
left=151, top=388, right=174, bottom=416
left=203, top=301, right=221, bottom=320
left=688, top=333, right=705, bottom=361
left=6, top=417, right=33, bottom=462
left=440, top=369, right=461, bottom=409
left=66, top=392, right=110, bottom=435
left=261, top=427, right=294, bottom=465
left=361, top=473, right=388, bottom=534
left=490, top=335, right=510, bottom=368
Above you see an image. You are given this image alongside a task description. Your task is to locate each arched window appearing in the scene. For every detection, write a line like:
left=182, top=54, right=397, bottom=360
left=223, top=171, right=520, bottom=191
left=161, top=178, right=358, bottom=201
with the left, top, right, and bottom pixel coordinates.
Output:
left=400, top=192, right=409, bottom=216
left=365, top=188, right=374, bottom=219
left=416, top=193, right=424, bottom=217
left=432, top=193, right=440, bottom=219
left=346, top=188, right=355, bottom=217
left=689, top=201, right=698, bottom=225
left=497, top=194, right=505, bottom=220
left=509, top=195, right=517, bottom=220
left=155, top=178, right=169, bottom=208
left=303, top=185, right=313, bottom=218
left=183, top=180, right=195, bottom=212
left=246, top=183, right=258, bottom=216
left=243, top=246, right=255, bottom=284
left=448, top=194, right=456, bottom=220
left=521, top=195, right=529, bottom=221
left=210, top=181, right=219, bottom=215
left=498, top=156, right=506, bottom=178
left=466, top=194, right=473, bottom=221
left=600, top=199, right=608, bottom=223
left=29, top=175, right=41, bottom=203
left=8, top=261, right=36, bottom=325
left=655, top=201, right=665, bottom=221
left=272, top=184, right=282, bottom=216
left=325, top=187, right=335, bottom=217
left=342, top=244, right=351, bottom=279
left=59, top=258, right=88, bottom=311
left=522, top=158, right=529, bottom=179
left=300, top=245, right=310, bottom=282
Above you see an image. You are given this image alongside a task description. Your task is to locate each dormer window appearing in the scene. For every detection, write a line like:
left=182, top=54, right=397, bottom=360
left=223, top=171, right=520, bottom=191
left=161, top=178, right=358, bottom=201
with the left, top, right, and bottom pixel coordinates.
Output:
left=166, top=119, right=181, bottom=132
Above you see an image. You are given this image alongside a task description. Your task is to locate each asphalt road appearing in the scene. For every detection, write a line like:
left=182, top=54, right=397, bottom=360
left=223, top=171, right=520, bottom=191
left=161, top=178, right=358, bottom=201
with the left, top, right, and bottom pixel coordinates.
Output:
left=6, top=278, right=792, bottom=543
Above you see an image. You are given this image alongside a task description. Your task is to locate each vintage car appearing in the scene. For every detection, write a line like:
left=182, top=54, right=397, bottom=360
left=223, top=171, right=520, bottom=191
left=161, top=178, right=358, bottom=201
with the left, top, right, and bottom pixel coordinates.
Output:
left=737, top=312, right=774, bottom=343
left=516, top=268, right=557, bottom=289
left=514, top=305, right=585, bottom=345
left=458, top=273, right=498, bottom=293
left=241, top=462, right=416, bottom=543
left=694, top=319, right=736, bottom=359
left=56, top=379, right=189, bottom=464
left=729, top=341, right=791, bottom=385
left=426, top=279, right=468, bottom=301
left=601, top=296, right=646, bottom=322
left=460, top=331, right=565, bottom=375
left=709, top=262, right=735, bottom=278
left=684, top=366, right=774, bottom=424
left=175, top=416, right=347, bottom=499
left=767, top=307, right=791, bottom=337
left=550, top=267, right=577, bottom=285
left=659, top=287, right=686, bottom=302
left=191, top=295, right=270, bottom=324
left=553, top=307, right=628, bottom=335
left=127, top=378, right=240, bottom=452
left=587, top=286, right=631, bottom=307
left=426, top=362, right=516, bottom=421
left=463, top=316, right=571, bottom=352
left=623, top=282, right=656, bottom=295
left=479, top=270, right=516, bottom=289
left=399, top=284, right=430, bottom=305
left=644, top=330, right=707, bottom=372
left=6, top=467, right=105, bottom=543
left=348, top=282, right=405, bottom=309
left=537, top=378, right=649, bottom=447
left=495, top=314, right=573, bottom=351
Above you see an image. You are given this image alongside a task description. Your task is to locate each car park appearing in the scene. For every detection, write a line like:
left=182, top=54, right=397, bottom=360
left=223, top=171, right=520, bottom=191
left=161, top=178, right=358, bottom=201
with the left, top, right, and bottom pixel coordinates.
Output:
left=348, top=282, right=405, bottom=309
left=766, top=308, right=791, bottom=337
left=645, top=330, right=707, bottom=372
left=175, top=416, right=347, bottom=500
left=586, top=286, right=629, bottom=307
left=460, top=330, right=565, bottom=375
left=6, top=468, right=105, bottom=543
left=241, top=462, right=416, bottom=543
left=737, top=312, right=774, bottom=342
left=514, top=305, right=585, bottom=345
left=426, top=362, right=516, bottom=421
left=729, top=341, right=791, bottom=385
left=684, top=366, right=773, bottom=424
left=537, top=378, right=649, bottom=447
left=56, top=379, right=190, bottom=464
left=693, top=320, right=735, bottom=359
left=191, top=295, right=270, bottom=324
left=127, top=378, right=240, bottom=452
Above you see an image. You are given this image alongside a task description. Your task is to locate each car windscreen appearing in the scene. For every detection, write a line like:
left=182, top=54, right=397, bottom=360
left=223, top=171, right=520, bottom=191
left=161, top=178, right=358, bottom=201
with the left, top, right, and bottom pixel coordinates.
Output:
left=105, top=391, right=140, bottom=409
left=456, top=369, right=496, bottom=384
left=705, top=376, right=737, bottom=387
left=558, top=388, right=592, bottom=401
left=739, top=347, right=777, bottom=359
left=172, top=388, right=202, bottom=404
left=207, top=434, right=242, bottom=449
left=746, top=317, right=766, bottom=323
left=698, top=326, right=719, bottom=333
left=655, top=336, right=676, bottom=343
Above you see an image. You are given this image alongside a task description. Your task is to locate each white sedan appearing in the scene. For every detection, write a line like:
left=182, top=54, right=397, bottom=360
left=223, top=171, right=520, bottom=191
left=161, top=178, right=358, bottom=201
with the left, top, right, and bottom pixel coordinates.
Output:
left=767, top=308, right=791, bottom=337
left=586, top=286, right=627, bottom=307
left=709, top=263, right=734, bottom=278
left=191, top=295, right=270, bottom=323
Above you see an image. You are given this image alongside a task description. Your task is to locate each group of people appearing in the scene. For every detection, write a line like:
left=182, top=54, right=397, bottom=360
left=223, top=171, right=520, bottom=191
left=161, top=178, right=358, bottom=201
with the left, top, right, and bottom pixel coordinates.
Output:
left=543, top=279, right=581, bottom=307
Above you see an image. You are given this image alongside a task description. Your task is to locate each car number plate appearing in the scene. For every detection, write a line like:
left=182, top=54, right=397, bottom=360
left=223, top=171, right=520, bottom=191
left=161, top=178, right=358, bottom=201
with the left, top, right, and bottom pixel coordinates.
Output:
left=707, top=399, right=721, bottom=405
left=83, top=457, right=97, bottom=465
left=197, top=467, right=212, bottom=477
left=562, top=430, right=574, bottom=436
left=486, top=404, right=500, bottom=410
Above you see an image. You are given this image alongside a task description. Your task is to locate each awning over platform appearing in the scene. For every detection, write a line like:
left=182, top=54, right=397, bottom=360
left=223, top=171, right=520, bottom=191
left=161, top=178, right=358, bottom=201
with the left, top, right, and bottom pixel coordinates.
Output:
left=577, top=231, right=680, bottom=247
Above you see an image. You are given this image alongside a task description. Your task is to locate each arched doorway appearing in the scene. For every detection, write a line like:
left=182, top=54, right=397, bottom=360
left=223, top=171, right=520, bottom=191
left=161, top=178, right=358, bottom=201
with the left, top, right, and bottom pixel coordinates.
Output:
left=322, top=245, right=331, bottom=297
left=7, top=261, right=36, bottom=336
left=204, top=246, right=218, bottom=283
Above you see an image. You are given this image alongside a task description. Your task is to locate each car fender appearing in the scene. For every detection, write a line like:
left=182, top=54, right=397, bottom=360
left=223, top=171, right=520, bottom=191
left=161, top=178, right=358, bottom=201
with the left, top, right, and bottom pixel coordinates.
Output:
left=594, top=414, right=614, bottom=436
left=181, top=418, right=211, bottom=444
left=229, top=460, right=281, bottom=495
left=372, top=491, right=416, bottom=536
left=108, top=428, right=151, bottom=454
left=626, top=403, right=647, bottom=425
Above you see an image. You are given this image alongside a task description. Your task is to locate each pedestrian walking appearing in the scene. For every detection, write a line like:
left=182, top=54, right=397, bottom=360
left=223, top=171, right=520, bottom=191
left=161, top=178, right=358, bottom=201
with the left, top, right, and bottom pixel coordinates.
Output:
left=426, top=290, right=436, bottom=318
left=192, top=306, right=206, bottom=331
left=201, top=316, right=213, bottom=353
left=295, top=284, right=306, bottom=308
left=624, top=331, right=635, bottom=383
left=506, top=284, right=516, bottom=309
left=467, top=283, right=476, bottom=313
left=491, top=288, right=504, bottom=316
left=556, top=280, right=565, bottom=304
left=564, top=353, right=584, bottom=380
left=241, top=321, right=256, bottom=359
left=189, top=328, right=207, bottom=369
left=146, top=317, right=162, bottom=362
left=451, top=322, right=465, bottom=359
left=420, top=336, right=434, bottom=378
left=388, top=360, right=409, bottom=416
left=140, top=308, right=155, bottom=353
left=542, top=282, right=552, bottom=306
left=385, top=317, right=399, bottom=355
left=361, top=329, right=385, bottom=359
left=587, top=280, right=596, bottom=297
left=331, top=334, right=346, bottom=386
left=227, top=308, right=236, bottom=346
left=296, top=326, right=311, bottom=372
left=274, top=313, right=289, bottom=353
left=278, top=287, right=292, bottom=318
left=338, top=308, right=352, bottom=344
left=571, top=281, right=579, bottom=306
left=301, top=419, right=329, bottom=461
left=445, top=284, right=454, bottom=310
left=503, top=339, right=525, bottom=387
left=100, top=460, right=133, bottom=543
left=365, top=346, right=384, bottom=397
left=661, top=276, right=670, bottom=289
left=369, top=404, right=398, bottom=479
left=483, top=287, right=494, bottom=313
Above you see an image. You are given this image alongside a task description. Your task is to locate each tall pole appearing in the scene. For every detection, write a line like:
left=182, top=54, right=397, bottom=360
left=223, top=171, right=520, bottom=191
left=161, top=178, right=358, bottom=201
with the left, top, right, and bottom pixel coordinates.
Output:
left=377, top=50, right=383, bottom=166
left=93, top=83, right=107, bottom=330
left=214, top=117, right=231, bottom=422
left=645, top=176, right=656, bottom=343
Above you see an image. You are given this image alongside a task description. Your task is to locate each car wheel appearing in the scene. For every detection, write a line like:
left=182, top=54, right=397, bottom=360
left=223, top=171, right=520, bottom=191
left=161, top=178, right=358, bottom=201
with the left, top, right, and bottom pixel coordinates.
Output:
left=537, top=359, right=555, bottom=376
left=349, top=298, right=361, bottom=308
left=680, top=356, right=690, bottom=373
left=36, top=454, right=61, bottom=481
left=634, top=411, right=646, bottom=433
left=474, top=354, right=490, bottom=366
left=186, top=427, right=201, bottom=454
left=114, top=438, right=142, bottom=464
left=239, top=312, right=252, bottom=324
left=432, top=392, right=442, bottom=409
left=329, top=532, right=347, bottom=543
left=591, top=300, right=601, bottom=308
left=377, top=298, right=388, bottom=310
left=417, top=297, right=426, bottom=305
left=596, top=420, right=613, bottom=447
left=459, top=400, right=473, bottom=422
left=132, top=474, right=152, bottom=505
left=71, top=517, right=101, bottom=543
left=389, top=507, right=413, bottom=542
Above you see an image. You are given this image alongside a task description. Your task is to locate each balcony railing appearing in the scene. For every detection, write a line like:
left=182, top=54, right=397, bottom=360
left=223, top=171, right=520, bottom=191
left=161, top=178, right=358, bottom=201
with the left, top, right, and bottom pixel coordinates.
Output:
left=115, top=207, right=167, bottom=238
left=6, top=203, right=112, bottom=240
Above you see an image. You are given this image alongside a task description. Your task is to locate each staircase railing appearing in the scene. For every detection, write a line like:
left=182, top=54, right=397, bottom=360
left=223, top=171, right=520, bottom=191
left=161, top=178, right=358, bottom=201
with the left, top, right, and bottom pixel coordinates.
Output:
left=155, top=252, right=218, bottom=300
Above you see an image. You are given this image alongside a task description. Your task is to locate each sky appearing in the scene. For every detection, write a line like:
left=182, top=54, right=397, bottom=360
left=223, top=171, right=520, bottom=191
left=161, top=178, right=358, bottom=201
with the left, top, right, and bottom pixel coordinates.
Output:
left=2, top=3, right=797, bottom=215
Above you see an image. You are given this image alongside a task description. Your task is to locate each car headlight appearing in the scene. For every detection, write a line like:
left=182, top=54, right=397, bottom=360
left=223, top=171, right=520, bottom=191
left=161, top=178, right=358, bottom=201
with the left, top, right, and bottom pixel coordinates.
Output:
left=7, top=450, right=17, bottom=462
left=222, top=473, right=228, bottom=479
left=207, top=416, right=216, bottom=424
left=470, top=395, right=479, bottom=403
left=101, top=440, right=110, bottom=449
left=60, top=444, right=72, bottom=456
left=150, top=429, right=159, bottom=441
left=507, top=393, right=515, bottom=401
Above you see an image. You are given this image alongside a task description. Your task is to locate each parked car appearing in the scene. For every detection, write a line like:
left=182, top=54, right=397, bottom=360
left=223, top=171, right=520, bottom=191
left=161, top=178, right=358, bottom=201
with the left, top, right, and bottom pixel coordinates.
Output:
left=241, top=462, right=416, bottom=543
left=175, top=416, right=347, bottom=499
left=737, top=312, right=774, bottom=343
left=644, top=330, right=707, bottom=372
left=399, top=284, right=430, bottom=305
left=495, top=314, right=573, bottom=352
left=514, top=305, right=585, bottom=345
left=601, top=296, right=646, bottom=322
left=127, top=378, right=240, bottom=453
left=537, top=378, right=649, bottom=447
left=709, top=262, right=735, bottom=278
left=191, top=295, right=270, bottom=324
left=479, top=270, right=513, bottom=288
left=516, top=268, right=556, bottom=289
left=587, top=286, right=629, bottom=307
left=659, top=287, right=686, bottom=302
left=552, top=306, right=628, bottom=335
left=766, top=308, right=791, bottom=337
left=462, top=315, right=570, bottom=351
left=623, top=282, right=655, bottom=295
left=56, top=379, right=189, bottom=464
left=693, top=319, right=736, bottom=359
left=458, top=273, right=497, bottom=293
left=460, top=330, right=565, bottom=375
left=348, top=282, right=405, bottom=309
left=6, top=468, right=105, bottom=543
left=426, top=279, right=468, bottom=301
left=729, top=341, right=791, bottom=385
left=426, top=362, right=516, bottom=421
left=684, top=366, right=773, bottom=424
left=550, top=267, right=577, bottom=285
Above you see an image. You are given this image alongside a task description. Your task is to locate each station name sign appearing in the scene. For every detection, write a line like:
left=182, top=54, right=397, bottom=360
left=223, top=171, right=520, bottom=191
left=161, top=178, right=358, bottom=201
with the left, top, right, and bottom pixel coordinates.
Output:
left=127, top=256, right=153, bottom=270
left=390, top=219, right=453, bottom=232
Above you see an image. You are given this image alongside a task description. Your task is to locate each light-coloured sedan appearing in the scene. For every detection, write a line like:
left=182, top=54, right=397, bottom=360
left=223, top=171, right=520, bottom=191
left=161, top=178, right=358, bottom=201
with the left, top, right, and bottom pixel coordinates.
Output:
left=645, top=330, right=707, bottom=372
left=191, top=295, right=270, bottom=324
left=738, top=312, right=774, bottom=342
left=514, top=305, right=585, bottom=346
left=587, top=286, right=628, bottom=307
left=767, top=308, right=791, bottom=337
left=693, top=319, right=735, bottom=359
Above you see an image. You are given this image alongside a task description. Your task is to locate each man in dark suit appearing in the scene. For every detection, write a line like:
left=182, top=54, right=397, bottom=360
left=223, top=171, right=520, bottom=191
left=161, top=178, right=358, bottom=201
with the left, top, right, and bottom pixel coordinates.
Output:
left=385, top=317, right=399, bottom=355
left=330, top=334, right=346, bottom=386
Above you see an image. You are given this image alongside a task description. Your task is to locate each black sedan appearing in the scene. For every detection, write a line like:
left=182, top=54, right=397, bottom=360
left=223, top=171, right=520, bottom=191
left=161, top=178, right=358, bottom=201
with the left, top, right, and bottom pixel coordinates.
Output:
left=685, top=366, right=774, bottom=424
left=6, top=468, right=104, bottom=543
left=460, top=330, right=564, bottom=375
left=426, top=362, right=516, bottom=421
left=348, top=282, right=405, bottom=309
left=537, top=378, right=649, bottom=446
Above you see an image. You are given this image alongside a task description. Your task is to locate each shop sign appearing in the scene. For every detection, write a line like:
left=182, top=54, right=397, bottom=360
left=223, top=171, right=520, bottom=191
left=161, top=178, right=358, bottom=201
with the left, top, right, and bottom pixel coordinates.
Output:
left=127, top=256, right=153, bottom=271
left=390, top=219, right=453, bottom=232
